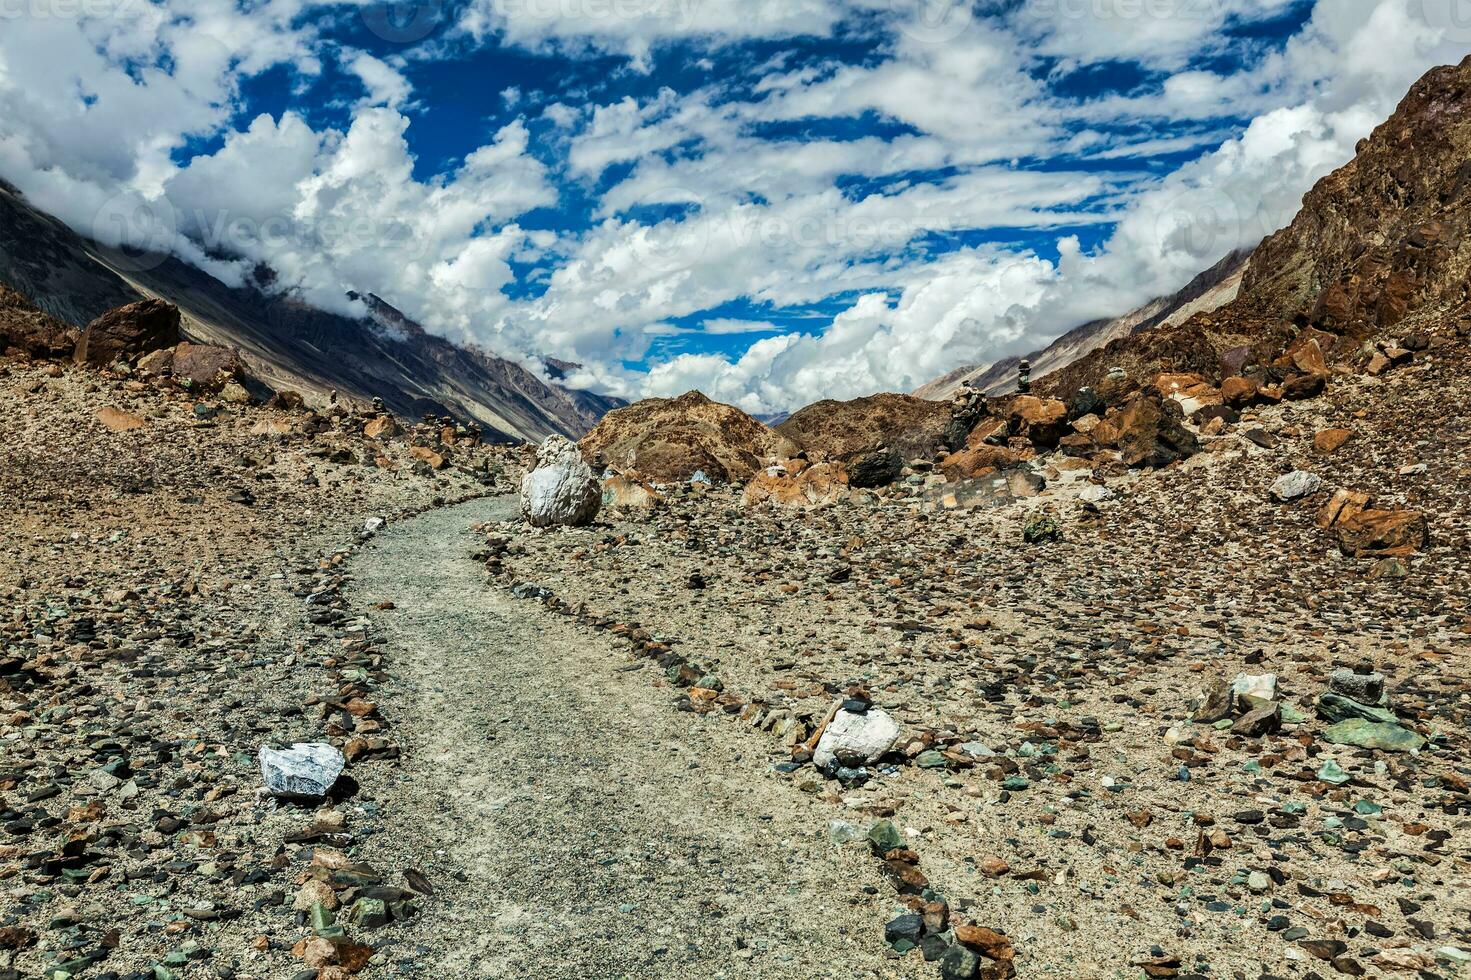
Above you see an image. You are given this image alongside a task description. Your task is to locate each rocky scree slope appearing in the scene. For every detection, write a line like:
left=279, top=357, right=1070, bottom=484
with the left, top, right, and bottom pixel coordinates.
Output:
left=1041, top=55, right=1471, bottom=401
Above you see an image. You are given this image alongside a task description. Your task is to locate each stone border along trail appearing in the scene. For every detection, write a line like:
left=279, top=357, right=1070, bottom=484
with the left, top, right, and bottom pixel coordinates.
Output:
left=347, top=496, right=919, bottom=979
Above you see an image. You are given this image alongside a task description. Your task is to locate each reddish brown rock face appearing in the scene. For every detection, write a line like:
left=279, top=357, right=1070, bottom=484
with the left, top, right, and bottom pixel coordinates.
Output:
left=1006, top=395, right=1069, bottom=448
left=73, top=299, right=180, bottom=367
left=0, top=284, right=76, bottom=358
left=1038, top=56, right=1471, bottom=402
left=170, top=342, right=242, bottom=390
left=1220, top=375, right=1260, bottom=408
left=939, top=445, right=1024, bottom=481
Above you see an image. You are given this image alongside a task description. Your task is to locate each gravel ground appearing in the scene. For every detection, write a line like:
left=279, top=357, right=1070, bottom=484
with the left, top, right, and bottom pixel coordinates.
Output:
left=347, top=497, right=922, bottom=979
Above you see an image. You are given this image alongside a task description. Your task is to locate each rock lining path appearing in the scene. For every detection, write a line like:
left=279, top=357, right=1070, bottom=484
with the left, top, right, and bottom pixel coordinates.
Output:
left=351, top=497, right=913, bottom=979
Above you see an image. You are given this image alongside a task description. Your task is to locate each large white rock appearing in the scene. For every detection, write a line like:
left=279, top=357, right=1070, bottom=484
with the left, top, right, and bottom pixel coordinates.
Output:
left=259, top=743, right=345, bottom=798
left=1271, top=470, right=1323, bottom=502
left=521, top=436, right=602, bottom=528
left=814, top=708, right=901, bottom=768
left=1232, top=672, right=1278, bottom=709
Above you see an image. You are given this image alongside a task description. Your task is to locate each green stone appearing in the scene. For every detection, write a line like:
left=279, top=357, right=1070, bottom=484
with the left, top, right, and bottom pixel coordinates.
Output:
left=347, top=897, right=390, bottom=929
left=309, top=902, right=336, bottom=932
left=1002, top=776, right=1030, bottom=791
left=915, top=750, right=948, bottom=769
left=1323, top=719, right=1425, bottom=753
left=1316, top=759, right=1351, bottom=785
left=1353, top=800, right=1383, bottom=815
left=1022, top=516, right=1062, bottom=545
left=940, top=943, right=981, bottom=980
left=866, top=819, right=904, bottom=857
left=1317, top=693, right=1398, bottom=725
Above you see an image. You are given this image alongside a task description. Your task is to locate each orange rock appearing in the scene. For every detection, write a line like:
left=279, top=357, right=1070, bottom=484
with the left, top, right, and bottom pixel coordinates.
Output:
left=409, top=446, right=447, bottom=470
left=1007, top=395, right=1068, bottom=447
left=1312, top=428, right=1356, bottom=454
left=940, top=446, right=1022, bottom=482
left=96, top=406, right=146, bottom=432
left=954, top=924, right=1015, bottom=961
left=364, top=416, right=400, bottom=440
left=1220, top=376, right=1259, bottom=408
left=1334, top=508, right=1428, bottom=557
left=965, top=416, right=1009, bottom=449
left=1316, top=489, right=1372, bottom=529
left=1289, top=338, right=1329, bottom=376
left=741, top=462, right=850, bottom=508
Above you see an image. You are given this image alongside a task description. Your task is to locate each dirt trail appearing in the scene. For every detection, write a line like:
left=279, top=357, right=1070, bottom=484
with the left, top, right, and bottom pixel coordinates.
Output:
left=350, top=497, right=913, bottom=979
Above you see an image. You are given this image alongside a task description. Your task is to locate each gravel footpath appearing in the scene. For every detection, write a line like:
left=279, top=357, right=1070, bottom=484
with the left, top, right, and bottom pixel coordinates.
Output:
left=348, top=497, right=917, bottom=979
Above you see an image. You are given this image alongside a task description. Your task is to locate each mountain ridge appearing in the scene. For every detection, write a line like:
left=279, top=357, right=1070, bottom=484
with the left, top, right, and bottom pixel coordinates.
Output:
left=0, top=179, right=621, bottom=441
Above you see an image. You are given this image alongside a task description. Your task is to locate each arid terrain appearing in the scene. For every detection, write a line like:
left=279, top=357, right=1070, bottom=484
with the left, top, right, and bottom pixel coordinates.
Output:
left=5, top=46, right=1471, bottom=980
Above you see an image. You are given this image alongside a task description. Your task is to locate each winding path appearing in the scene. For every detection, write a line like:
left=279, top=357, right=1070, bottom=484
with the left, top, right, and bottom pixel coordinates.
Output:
left=350, top=497, right=913, bottom=979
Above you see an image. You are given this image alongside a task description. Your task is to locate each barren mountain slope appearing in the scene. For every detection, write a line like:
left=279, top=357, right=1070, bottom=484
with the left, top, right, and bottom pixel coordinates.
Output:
left=915, top=249, right=1250, bottom=400
left=1040, top=54, right=1471, bottom=400
left=0, top=181, right=620, bottom=440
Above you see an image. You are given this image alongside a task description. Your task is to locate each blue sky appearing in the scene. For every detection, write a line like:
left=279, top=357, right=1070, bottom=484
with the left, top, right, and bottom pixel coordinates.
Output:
left=1, top=0, right=1467, bottom=410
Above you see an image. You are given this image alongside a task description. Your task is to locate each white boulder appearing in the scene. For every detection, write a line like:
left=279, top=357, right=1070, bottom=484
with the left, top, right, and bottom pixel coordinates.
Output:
left=814, top=708, right=901, bottom=768
left=1232, top=672, right=1278, bottom=709
left=1271, top=470, right=1323, bottom=501
left=520, top=436, right=602, bottom=528
left=259, top=743, right=345, bottom=798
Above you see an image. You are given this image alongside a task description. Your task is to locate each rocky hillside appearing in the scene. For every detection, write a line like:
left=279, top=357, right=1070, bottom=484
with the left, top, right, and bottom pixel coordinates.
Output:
left=1040, top=55, right=1471, bottom=400
left=580, top=390, right=797, bottom=483
left=0, top=180, right=620, bottom=442
left=916, top=249, right=1250, bottom=401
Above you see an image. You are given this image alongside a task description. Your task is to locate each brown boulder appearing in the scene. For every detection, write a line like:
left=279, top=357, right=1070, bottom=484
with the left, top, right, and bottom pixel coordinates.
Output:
left=1220, top=376, right=1259, bottom=408
left=1317, top=489, right=1427, bottom=557
left=170, top=342, right=241, bottom=389
left=742, top=462, right=849, bottom=508
left=776, top=393, right=950, bottom=463
left=1334, top=508, right=1428, bottom=558
left=364, top=416, right=400, bottom=440
left=265, top=390, right=307, bottom=411
left=0, top=284, right=76, bottom=358
left=581, top=391, right=796, bottom=483
left=1312, top=429, right=1356, bottom=454
left=1113, top=396, right=1200, bottom=469
left=1007, top=395, right=1068, bottom=447
left=1280, top=372, right=1326, bottom=401
left=940, top=445, right=1023, bottom=482
left=74, top=299, right=180, bottom=367
left=136, top=348, right=175, bottom=379
left=410, top=446, right=448, bottom=470
left=601, top=474, right=664, bottom=511
left=965, top=416, right=1008, bottom=449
